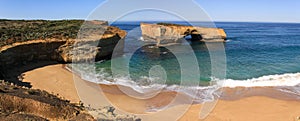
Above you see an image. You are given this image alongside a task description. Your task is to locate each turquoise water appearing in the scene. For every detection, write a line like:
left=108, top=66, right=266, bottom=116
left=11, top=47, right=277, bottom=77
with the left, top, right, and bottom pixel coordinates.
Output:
left=222, top=22, right=300, bottom=80
left=73, top=22, right=300, bottom=87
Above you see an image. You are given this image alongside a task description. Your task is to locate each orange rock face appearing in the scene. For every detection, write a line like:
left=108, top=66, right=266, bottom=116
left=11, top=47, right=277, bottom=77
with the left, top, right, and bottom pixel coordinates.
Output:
left=140, top=23, right=227, bottom=45
left=0, top=20, right=127, bottom=69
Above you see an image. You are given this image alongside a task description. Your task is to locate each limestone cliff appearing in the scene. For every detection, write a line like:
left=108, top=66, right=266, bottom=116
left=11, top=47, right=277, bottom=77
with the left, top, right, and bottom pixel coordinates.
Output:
left=57, top=26, right=126, bottom=63
left=0, top=20, right=126, bottom=70
left=0, top=20, right=143, bottom=121
left=140, top=23, right=227, bottom=45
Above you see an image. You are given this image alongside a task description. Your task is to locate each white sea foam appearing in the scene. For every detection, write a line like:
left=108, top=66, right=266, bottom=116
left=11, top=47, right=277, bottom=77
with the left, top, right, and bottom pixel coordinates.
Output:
left=67, top=64, right=300, bottom=102
left=139, top=36, right=144, bottom=41
left=225, top=39, right=232, bottom=42
left=217, top=73, right=300, bottom=88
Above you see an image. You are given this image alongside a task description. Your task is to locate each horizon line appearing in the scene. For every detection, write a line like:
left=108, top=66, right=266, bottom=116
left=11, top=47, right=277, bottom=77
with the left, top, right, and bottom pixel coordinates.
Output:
left=1, top=18, right=299, bottom=24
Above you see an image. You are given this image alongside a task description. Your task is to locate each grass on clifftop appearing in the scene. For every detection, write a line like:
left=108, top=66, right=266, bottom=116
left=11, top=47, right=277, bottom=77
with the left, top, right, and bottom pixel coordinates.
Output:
left=157, top=22, right=186, bottom=26
left=0, top=20, right=84, bottom=47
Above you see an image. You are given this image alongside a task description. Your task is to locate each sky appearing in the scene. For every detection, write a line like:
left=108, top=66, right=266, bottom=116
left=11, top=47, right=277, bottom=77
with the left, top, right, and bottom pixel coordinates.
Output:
left=0, top=0, right=299, bottom=23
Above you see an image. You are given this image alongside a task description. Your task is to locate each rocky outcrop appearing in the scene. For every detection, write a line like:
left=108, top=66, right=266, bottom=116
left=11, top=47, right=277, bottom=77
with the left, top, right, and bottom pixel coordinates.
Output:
left=86, top=106, right=141, bottom=121
left=56, top=26, right=126, bottom=63
left=0, top=80, right=141, bottom=121
left=0, top=20, right=142, bottom=121
left=0, top=80, right=95, bottom=121
left=0, top=20, right=126, bottom=70
left=140, top=23, right=226, bottom=45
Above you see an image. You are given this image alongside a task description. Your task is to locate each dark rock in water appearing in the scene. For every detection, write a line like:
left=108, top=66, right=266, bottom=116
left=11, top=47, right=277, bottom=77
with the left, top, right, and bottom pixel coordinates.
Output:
left=140, top=22, right=227, bottom=46
left=137, top=45, right=174, bottom=59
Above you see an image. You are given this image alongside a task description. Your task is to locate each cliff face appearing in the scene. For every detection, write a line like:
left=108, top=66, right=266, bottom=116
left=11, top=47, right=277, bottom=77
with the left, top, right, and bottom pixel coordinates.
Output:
left=140, top=23, right=227, bottom=45
left=0, top=20, right=140, bottom=121
left=57, top=26, right=126, bottom=63
left=0, top=20, right=126, bottom=70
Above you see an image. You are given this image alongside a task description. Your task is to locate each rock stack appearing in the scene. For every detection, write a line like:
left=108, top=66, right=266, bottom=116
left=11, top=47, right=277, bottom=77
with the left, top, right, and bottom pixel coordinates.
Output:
left=140, top=22, right=227, bottom=45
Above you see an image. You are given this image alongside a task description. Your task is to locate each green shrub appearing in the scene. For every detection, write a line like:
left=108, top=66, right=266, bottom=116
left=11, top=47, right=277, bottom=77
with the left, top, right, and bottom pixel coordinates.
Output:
left=0, top=20, right=85, bottom=47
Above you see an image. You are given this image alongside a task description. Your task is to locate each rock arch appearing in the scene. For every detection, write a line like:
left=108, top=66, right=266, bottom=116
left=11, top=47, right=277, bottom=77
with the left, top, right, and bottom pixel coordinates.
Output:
left=141, top=23, right=227, bottom=45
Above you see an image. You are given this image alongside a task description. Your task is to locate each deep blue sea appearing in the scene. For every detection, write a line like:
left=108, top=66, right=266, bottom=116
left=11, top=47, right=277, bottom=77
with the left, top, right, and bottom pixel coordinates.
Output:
left=71, top=21, right=300, bottom=89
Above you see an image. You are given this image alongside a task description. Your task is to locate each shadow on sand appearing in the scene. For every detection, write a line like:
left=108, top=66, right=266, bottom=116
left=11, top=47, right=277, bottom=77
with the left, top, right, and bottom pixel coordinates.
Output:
left=0, top=61, right=60, bottom=88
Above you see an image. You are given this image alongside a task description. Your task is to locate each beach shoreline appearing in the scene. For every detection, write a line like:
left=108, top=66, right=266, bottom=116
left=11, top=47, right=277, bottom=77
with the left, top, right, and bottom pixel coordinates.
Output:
left=22, top=63, right=300, bottom=121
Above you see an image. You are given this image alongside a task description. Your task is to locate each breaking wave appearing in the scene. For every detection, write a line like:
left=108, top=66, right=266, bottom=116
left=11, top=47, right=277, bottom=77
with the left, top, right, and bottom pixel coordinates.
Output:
left=219, top=72, right=300, bottom=88
left=67, top=64, right=300, bottom=103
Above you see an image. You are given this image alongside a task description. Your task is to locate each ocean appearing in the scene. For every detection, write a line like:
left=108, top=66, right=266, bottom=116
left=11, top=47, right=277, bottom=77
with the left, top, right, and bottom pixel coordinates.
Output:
left=70, top=22, right=300, bottom=101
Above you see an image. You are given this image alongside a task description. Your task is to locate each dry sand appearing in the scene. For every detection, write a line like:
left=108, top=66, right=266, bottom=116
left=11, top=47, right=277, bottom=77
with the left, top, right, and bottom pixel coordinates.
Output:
left=23, top=64, right=80, bottom=103
left=22, top=64, right=300, bottom=121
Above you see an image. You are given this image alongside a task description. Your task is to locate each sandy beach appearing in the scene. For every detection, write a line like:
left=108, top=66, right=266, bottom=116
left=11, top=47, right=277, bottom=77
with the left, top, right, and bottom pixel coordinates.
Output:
left=22, top=64, right=300, bottom=121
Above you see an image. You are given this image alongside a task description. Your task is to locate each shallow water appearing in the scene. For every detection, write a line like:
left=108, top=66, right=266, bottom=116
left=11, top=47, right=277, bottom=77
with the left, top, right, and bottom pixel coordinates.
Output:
left=93, top=22, right=300, bottom=83
left=69, top=22, right=300, bottom=102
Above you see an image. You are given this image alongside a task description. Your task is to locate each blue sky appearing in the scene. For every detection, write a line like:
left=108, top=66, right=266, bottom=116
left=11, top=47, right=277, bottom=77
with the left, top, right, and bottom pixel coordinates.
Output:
left=0, top=0, right=299, bottom=23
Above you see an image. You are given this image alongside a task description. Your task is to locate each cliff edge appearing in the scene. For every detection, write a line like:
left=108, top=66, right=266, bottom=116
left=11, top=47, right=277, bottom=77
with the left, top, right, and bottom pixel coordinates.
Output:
left=0, top=20, right=126, bottom=73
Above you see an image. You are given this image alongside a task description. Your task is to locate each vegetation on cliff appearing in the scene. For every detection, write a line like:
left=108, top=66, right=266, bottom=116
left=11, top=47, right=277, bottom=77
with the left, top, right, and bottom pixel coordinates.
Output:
left=0, top=20, right=126, bottom=66
left=0, top=19, right=114, bottom=48
left=0, top=20, right=136, bottom=120
left=157, top=22, right=186, bottom=26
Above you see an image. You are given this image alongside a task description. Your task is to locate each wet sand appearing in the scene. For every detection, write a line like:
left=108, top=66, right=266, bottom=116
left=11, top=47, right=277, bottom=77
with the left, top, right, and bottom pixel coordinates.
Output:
left=22, top=64, right=300, bottom=121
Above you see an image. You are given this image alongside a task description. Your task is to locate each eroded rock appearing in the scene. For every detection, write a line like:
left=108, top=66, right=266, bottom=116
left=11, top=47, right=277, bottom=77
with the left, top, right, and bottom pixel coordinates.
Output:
left=0, top=20, right=127, bottom=69
left=140, top=23, right=227, bottom=45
